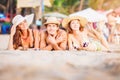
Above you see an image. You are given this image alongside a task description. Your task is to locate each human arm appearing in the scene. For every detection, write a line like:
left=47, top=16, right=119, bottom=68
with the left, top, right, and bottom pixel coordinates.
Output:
left=8, top=35, right=14, bottom=50
left=86, top=23, right=100, bottom=39
left=33, top=29, right=40, bottom=49
left=87, top=29, right=98, bottom=39
left=29, top=29, right=34, bottom=48
left=53, top=37, right=67, bottom=50
left=87, top=25, right=109, bottom=49
left=8, top=25, right=16, bottom=50
left=40, top=31, right=53, bottom=50
left=55, top=31, right=67, bottom=50
left=45, top=33, right=67, bottom=50
left=68, top=34, right=74, bottom=50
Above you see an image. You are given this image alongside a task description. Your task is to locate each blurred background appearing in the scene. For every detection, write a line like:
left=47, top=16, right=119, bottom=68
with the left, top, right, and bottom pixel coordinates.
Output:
left=0, top=0, right=120, bottom=34
left=0, top=1, right=120, bottom=80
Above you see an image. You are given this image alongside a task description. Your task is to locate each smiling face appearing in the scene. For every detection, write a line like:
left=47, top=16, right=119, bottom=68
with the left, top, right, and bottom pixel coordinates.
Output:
left=70, top=19, right=80, bottom=31
left=46, top=23, right=59, bottom=35
left=18, top=20, right=28, bottom=30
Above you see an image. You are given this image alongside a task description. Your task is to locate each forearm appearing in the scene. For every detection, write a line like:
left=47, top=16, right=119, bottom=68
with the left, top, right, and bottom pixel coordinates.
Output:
left=92, top=30, right=101, bottom=39
left=33, top=29, right=39, bottom=48
left=108, top=34, right=113, bottom=43
left=41, top=44, right=53, bottom=50
left=30, top=40, right=34, bottom=48
left=34, top=41, right=39, bottom=49
left=52, top=44, right=64, bottom=50
left=88, top=31, right=97, bottom=39
left=8, top=35, right=14, bottom=50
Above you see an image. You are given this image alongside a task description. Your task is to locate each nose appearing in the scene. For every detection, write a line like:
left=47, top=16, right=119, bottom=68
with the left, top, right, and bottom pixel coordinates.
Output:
left=74, top=23, right=78, bottom=26
left=49, top=26, right=54, bottom=30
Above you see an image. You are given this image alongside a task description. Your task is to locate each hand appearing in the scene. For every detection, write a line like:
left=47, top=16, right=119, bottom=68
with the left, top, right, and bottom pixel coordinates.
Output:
left=56, top=36, right=64, bottom=43
left=47, top=35, right=57, bottom=45
left=56, top=32, right=66, bottom=43
left=87, top=23, right=95, bottom=31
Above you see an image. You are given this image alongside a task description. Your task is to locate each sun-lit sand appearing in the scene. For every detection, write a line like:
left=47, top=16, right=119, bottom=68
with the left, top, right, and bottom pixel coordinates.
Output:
left=0, top=35, right=120, bottom=80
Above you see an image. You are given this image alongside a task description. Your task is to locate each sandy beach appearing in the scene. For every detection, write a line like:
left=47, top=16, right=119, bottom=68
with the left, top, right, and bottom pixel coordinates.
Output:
left=0, top=35, right=120, bottom=80
left=0, top=0, right=120, bottom=79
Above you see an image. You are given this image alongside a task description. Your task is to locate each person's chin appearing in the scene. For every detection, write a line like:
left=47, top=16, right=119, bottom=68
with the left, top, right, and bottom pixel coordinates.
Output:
left=48, top=32, right=55, bottom=35
left=50, top=33, right=54, bottom=35
left=48, top=32, right=54, bottom=34
left=22, top=28, right=28, bottom=30
left=73, top=28, right=79, bottom=30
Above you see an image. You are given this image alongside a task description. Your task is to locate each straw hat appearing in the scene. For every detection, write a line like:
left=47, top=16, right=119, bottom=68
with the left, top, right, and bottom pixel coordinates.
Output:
left=44, top=17, right=60, bottom=26
left=12, top=13, right=34, bottom=27
left=62, top=16, right=87, bottom=28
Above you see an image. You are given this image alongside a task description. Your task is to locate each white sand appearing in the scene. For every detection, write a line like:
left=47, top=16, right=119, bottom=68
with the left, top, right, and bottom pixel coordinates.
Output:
left=0, top=51, right=120, bottom=80
left=0, top=35, right=120, bottom=80
left=0, top=34, right=9, bottom=50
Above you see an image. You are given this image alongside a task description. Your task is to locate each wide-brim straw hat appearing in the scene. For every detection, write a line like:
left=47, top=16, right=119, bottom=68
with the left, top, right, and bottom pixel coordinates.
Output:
left=44, top=17, right=60, bottom=26
left=62, top=16, right=87, bottom=28
left=12, top=13, right=34, bottom=28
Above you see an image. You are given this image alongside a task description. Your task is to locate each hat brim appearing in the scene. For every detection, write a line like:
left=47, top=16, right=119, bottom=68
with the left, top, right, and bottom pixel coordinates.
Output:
left=25, top=14, right=34, bottom=27
left=44, top=21, right=60, bottom=26
left=62, top=16, right=87, bottom=28
left=13, top=14, right=34, bottom=28
left=13, top=18, right=26, bottom=27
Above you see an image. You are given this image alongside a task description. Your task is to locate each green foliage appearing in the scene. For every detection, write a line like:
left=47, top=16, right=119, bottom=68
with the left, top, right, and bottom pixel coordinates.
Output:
left=45, top=0, right=87, bottom=15
left=45, top=0, right=120, bottom=15
left=88, top=0, right=120, bottom=10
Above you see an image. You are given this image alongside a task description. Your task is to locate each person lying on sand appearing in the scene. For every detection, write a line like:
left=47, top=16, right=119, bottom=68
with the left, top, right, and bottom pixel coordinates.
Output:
left=39, top=17, right=67, bottom=50
left=8, top=14, right=34, bottom=50
left=62, top=16, right=109, bottom=51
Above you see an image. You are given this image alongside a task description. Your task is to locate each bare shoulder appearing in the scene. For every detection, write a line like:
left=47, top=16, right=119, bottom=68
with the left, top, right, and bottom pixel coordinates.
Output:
left=41, top=30, right=46, bottom=34
left=28, top=29, right=33, bottom=35
left=68, top=33, right=72, bottom=36
left=40, top=30, right=47, bottom=38
left=84, top=28, right=90, bottom=34
left=84, top=28, right=88, bottom=32
left=68, top=33, right=73, bottom=39
left=33, top=29, right=39, bottom=35
left=28, top=29, right=32, bottom=32
left=58, top=29, right=67, bottom=37
left=59, top=29, right=65, bottom=32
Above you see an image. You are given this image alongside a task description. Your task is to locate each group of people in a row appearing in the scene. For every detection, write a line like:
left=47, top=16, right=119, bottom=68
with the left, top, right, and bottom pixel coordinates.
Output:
left=8, top=12, right=120, bottom=51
